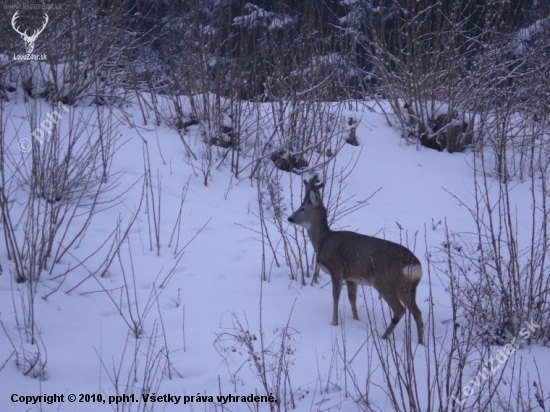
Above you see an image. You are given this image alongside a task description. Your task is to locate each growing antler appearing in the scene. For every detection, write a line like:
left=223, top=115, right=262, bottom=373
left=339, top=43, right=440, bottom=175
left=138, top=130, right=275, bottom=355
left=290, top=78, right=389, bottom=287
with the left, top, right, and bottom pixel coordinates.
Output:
left=304, top=175, right=324, bottom=199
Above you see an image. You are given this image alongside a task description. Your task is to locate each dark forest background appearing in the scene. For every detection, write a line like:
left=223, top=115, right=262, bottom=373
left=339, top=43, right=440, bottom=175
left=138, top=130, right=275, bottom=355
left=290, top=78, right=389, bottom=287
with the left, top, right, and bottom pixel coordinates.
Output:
left=2, top=1, right=549, bottom=141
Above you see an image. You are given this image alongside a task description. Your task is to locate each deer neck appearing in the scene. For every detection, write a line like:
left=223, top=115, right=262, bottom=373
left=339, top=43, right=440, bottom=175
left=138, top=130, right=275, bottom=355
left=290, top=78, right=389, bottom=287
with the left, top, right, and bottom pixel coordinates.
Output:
left=306, top=208, right=331, bottom=253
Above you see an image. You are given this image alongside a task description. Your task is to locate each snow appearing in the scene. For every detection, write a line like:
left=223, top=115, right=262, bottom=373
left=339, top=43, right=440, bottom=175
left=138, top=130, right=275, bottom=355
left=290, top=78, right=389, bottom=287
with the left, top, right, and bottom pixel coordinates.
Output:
left=0, top=96, right=548, bottom=412
left=232, top=4, right=294, bottom=30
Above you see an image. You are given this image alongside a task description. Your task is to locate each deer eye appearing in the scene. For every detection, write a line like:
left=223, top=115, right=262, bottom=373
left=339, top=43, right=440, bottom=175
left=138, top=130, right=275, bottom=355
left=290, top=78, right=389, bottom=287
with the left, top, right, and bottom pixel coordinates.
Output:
left=299, top=207, right=305, bottom=212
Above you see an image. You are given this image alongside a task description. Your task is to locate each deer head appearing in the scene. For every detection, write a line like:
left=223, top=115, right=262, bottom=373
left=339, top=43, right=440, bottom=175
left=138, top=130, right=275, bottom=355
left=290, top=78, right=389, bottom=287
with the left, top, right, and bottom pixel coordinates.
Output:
left=11, top=11, right=49, bottom=54
left=287, top=175, right=326, bottom=232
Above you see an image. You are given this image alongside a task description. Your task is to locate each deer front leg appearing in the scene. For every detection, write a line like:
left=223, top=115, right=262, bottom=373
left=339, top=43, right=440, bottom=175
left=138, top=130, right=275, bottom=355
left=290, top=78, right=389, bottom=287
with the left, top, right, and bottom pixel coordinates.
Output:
left=331, top=275, right=342, bottom=326
left=346, top=281, right=359, bottom=320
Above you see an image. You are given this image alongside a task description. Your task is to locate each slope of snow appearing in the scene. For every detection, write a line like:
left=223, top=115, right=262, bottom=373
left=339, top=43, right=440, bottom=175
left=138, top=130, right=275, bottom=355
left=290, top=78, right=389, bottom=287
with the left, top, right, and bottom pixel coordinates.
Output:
left=0, top=97, right=547, bottom=412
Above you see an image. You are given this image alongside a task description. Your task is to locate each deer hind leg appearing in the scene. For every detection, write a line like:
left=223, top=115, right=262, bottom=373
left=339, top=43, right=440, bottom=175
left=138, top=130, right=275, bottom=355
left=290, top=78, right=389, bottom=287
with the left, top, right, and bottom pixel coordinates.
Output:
left=380, top=290, right=405, bottom=339
left=399, top=283, right=424, bottom=345
left=346, top=281, right=359, bottom=320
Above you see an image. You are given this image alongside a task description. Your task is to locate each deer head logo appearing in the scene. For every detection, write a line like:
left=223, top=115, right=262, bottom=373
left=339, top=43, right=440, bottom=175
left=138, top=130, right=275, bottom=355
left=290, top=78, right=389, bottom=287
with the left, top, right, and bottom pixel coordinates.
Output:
left=11, top=11, right=49, bottom=54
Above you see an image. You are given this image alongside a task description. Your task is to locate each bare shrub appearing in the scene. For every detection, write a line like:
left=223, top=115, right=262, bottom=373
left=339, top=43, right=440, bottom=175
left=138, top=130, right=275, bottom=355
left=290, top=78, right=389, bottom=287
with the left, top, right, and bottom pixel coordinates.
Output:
left=96, top=323, right=174, bottom=412
left=214, top=310, right=298, bottom=412
left=0, top=99, right=124, bottom=377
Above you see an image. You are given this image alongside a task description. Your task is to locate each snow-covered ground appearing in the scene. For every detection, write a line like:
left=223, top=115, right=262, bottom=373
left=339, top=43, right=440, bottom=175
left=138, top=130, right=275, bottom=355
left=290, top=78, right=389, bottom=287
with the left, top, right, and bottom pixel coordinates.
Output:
left=0, top=97, right=548, bottom=411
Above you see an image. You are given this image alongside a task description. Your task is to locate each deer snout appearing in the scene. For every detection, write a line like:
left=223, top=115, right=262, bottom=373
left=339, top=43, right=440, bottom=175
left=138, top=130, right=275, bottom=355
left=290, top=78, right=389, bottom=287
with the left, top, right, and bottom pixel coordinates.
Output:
left=287, top=216, right=295, bottom=223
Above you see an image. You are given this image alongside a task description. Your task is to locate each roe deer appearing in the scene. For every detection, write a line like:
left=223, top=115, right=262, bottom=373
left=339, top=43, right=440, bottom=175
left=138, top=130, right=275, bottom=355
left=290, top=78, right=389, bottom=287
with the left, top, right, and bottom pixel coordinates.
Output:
left=288, top=175, right=424, bottom=344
